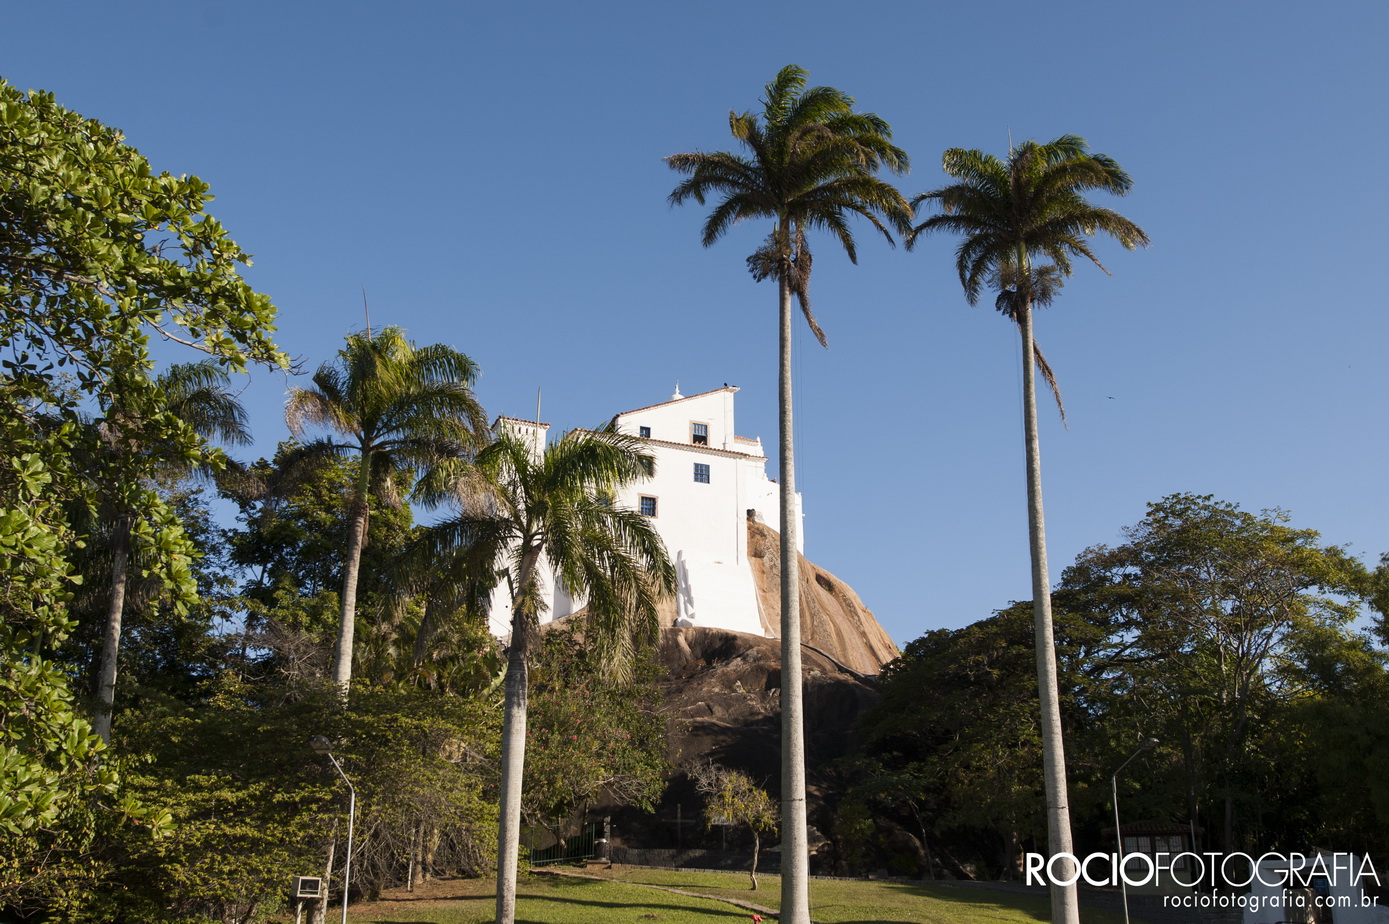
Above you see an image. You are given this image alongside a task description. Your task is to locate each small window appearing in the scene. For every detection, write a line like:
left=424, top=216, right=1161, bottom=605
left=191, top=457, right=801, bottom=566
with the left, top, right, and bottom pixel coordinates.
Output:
left=693, top=463, right=710, bottom=484
left=691, top=422, right=708, bottom=445
left=639, top=425, right=651, bottom=438
left=639, top=495, right=657, bottom=517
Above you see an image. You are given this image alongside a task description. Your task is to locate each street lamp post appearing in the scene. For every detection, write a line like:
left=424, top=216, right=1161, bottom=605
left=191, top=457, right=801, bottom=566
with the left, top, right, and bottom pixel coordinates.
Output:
left=1112, top=737, right=1158, bottom=924
left=309, top=736, right=355, bottom=924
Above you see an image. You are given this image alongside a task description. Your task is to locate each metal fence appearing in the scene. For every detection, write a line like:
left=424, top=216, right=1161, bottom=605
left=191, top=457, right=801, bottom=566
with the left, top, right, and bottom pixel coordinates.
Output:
left=610, top=847, right=779, bottom=873
left=526, top=821, right=599, bottom=866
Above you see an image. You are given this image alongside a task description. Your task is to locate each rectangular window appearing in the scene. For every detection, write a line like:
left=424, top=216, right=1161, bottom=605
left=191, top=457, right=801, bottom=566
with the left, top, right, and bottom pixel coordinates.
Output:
left=639, top=495, right=657, bottom=517
left=691, top=422, right=708, bottom=445
left=639, top=425, right=651, bottom=438
left=693, top=463, right=710, bottom=484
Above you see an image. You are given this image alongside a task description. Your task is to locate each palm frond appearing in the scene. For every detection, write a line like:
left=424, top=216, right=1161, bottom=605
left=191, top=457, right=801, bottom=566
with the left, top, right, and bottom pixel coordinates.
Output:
left=913, top=135, right=1147, bottom=314
left=424, top=423, right=673, bottom=674
left=156, top=361, right=253, bottom=448
left=667, top=64, right=910, bottom=341
left=1032, top=340, right=1068, bottom=427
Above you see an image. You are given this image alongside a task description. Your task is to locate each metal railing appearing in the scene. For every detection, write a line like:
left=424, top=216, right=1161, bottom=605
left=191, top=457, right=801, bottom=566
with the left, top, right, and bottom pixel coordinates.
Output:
left=526, top=821, right=598, bottom=866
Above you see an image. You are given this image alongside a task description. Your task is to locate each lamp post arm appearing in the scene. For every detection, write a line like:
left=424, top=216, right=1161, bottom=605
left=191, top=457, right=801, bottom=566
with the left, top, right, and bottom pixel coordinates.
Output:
left=1113, top=770, right=1129, bottom=924
left=1113, top=748, right=1145, bottom=779
left=1112, top=739, right=1156, bottom=924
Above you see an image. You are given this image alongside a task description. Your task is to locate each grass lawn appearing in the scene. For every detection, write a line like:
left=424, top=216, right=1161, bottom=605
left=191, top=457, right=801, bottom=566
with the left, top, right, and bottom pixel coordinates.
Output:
left=346, top=873, right=748, bottom=924
left=345, top=867, right=1133, bottom=924
left=586, top=868, right=1133, bottom=924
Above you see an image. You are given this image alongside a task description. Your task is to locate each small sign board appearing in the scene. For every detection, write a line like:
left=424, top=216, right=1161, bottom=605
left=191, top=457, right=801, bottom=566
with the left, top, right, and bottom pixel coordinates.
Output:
left=291, top=876, right=324, bottom=899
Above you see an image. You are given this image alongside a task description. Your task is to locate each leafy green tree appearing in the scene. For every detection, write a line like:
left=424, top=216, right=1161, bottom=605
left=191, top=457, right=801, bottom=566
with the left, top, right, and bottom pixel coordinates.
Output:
left=285, top=328, right=488, bottom=694
left=857, top=495, right=1380, bottom=875
left=0, top=80, right=284, bottom=915
left=66, top=480, right=244, bottom=713
left=0, top=82, right=285, bottom=401
left=908, top=136, right=1147, bottom=924
left=858, top=601, right=1112, bottom=878
left=692, top=762, right=777, bottom=890
left=1281, top=624, right=1389, bottom=854
left=86, top=677, right=498, bottom=921
left=420, top=427, right=675, bottom=924
left=523, top=630, right=669, bottom=828
left=90, top=360, right=251, bottom=742
left=666, top=65, right=910, bottom=924
left=1061, top=493, right=1368, bottom=851
left=227, top=444, right=421, bottom=688
left=0, top=449, right=159, bottom=914
left=310, top=684, right=500, bottom=900
left=1369, top=553, right=1389, bottom=645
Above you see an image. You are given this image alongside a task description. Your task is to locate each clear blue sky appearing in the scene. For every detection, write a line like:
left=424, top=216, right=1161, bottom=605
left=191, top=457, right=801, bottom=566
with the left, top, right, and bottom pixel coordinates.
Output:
left=5, top=2, right=1386, bottom=647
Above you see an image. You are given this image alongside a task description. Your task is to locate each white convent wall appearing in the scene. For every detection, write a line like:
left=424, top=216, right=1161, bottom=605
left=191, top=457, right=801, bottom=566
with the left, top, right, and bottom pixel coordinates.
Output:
left=486, top=386, right=802, bottom=639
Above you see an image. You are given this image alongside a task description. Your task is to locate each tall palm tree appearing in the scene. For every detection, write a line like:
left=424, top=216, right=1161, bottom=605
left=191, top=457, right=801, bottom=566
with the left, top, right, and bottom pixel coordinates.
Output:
left=285, top=326, right=487, bottom=695
left=908, top=136, right=1148, bottom=924
left=418, top=426, right=675, bottom=924
left=666, top=65, right=910, bottom=923
left=92, top=360, right=252, bottom=742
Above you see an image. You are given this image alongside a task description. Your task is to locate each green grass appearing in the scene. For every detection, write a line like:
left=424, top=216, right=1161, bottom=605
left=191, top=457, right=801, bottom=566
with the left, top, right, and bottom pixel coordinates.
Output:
left=347, top=873, right=749, bottom=924
left=346, top=867, right=1134, bottom=924
left=589, top=868, right=1132, bottom=924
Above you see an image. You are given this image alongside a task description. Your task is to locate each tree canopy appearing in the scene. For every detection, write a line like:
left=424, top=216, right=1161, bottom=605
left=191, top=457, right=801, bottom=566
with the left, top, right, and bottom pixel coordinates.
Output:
left=857, top=494, right=1384, bottom=879
left=0, top=79, right=287, bottom=917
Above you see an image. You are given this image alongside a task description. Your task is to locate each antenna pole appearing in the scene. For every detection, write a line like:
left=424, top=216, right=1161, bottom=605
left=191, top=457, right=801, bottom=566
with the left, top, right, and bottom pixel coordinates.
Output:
left=362, top=287, right=371, bottom=337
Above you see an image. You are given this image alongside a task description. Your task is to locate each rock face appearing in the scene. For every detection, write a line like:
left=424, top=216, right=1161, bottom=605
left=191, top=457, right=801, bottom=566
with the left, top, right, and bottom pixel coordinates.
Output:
left=653, top=519, right=898, bottom=776
left=656, top=626, right=883, bottom=775
left=611, top=625, right=884, bottom=868
left=744, top=519, right=899, bottom=675
left=606, top=523, right=899, bottom=867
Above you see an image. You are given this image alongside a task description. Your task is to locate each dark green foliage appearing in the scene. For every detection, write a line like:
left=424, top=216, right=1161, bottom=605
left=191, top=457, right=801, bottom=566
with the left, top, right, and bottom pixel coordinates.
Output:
left=1062, top=493, right=1369, bottom=850
left=73, top=679, right=496, bottom=921
left=1281, top=626, right=1389, bottom=854
left=858, top=601, right=1111, bottom=876
left=1369, top=553, right=1389, bottom=645
left=61, top=483, right=241, bottom=708
left=858, top=494, right=1386, bottom=875
left=227, top=445, right=418, bottom=662
left=0, top=444, right=157, bottom=914
left=285, top=327, right=489, bottom=691
left=523, top=630, right=670, bottom=825
left=0, top=81, right=284, bottom=915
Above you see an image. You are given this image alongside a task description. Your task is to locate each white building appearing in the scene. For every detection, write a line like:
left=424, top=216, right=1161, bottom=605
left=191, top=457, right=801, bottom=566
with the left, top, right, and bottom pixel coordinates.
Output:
left=487, top=385, right=802, bottom=638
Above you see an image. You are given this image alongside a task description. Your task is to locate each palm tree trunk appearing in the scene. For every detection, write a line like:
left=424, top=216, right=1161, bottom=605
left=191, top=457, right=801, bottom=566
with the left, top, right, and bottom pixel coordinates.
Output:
left=494, top=642, right=528, bottom=924
left=776, top=256, right=811, bottom=924
left=334, top=457, right=373, bottom=694
left=412, top=599, right=436, bottom=669
left=1018, top=302, right=1079, bottom=924
left=495, top=546, right=541, bottom=924
left=93, top=514, right=132, bottom=744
